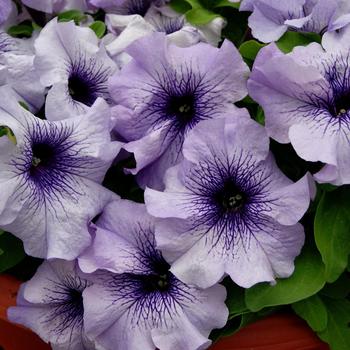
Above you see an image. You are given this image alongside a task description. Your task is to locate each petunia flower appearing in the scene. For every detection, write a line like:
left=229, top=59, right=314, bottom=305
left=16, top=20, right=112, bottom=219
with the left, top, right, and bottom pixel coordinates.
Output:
left=144, top=113, right=314, bottom=289
left=240, top=0, right=350, bottom=43
left=22, top=0, right=91, bottom=13
left=248, top=34, right=350, bottom=185
left=0, top=88, right=121, bottom=259
left=34, top=18, right=117, bottom=121
left=0, top=31, right=45, bottom=112
left=104, top=5, right=225, bottom=64
left=79, top=199, right=228, bottom=350
left=8, top=259, right=95, bottom=350
left=109, top=32, right=249, bottom=190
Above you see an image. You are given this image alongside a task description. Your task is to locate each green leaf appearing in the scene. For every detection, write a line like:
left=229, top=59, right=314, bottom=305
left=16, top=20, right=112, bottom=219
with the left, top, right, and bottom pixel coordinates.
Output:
left=321, top=272, right=350, bottom=299
left=255, top=106, right=265, bottom=125
left=169, top=0, right=192, bottom=13
left=214, top=0, right=240, bottom=9
left=219, top=8, right=249, bottom=46
left=89, top=21, right=106, bottom=38
left=0, top=232, right=26, bottom=273
left=245, top=248, right=326, bottom=312
left=7, top=23, right=33, bottom=38
left=239, top=40, right=266, bottom=62
left=210, top=308, right=275, bottom=343
left=276, top=31, right=321, bottom=53
left=0, top=125, right=16, bottom=144
left=58, top=10, right=87, bottom=24
left=18, top=101, right=30, bottom=111
left=292, top=294, right=328, bottom=332
left=32, top=21, right=42, bottom=31
left=319, top=183, right=338, bottom=192
left=184, top=0, right=202, bottom=8
left=224, top=280, right=249, bottom=319
left=314, top=187, right=350, bottom=283
left=318, top=298, right=350, bottom=350
left=186, top=8, right=219, bottom=25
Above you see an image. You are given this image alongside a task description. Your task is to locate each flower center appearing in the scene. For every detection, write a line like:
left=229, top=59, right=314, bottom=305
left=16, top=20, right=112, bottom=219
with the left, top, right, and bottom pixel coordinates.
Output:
left=215, top=181, right=246, bottom=212
left=140, top=259, right=172, bottom=293
left=67, top=288, right=84, bottom=316
left=68, top=73, right=96, bottom=107
left=167, top=95, right=195, bottom=124
left=334, top=92, right=350, bottom=117
left=31, top=143, right=55, bottom=170
left=142, top=273, right=170, bottom=292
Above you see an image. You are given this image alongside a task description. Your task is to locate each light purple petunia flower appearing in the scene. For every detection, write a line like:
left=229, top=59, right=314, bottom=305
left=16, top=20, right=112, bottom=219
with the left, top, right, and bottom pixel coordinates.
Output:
left=248, top=34, right=350, bottom=185
left=8, top=259, right=95, bottom=350
left=240, top=0, right=350, bottom=43
left=79, top=199, right=228, bottom=350
left=0, top=31, right=45, bottom=112
left=104, top=5, right=225, bottom=65
left=0, top=88, right=121, bottom=259
left=144, top=112, right=314, bottom=289
left=34, top=18, right=117, bottom=121
left=22, top=0, right=91, bottom=13
left=109, top=32, right=249, bottom=190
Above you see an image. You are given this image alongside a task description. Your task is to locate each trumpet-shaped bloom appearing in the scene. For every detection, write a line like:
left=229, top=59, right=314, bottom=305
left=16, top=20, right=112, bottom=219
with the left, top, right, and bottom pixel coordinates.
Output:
left=0, top=88, right=121, bottom=259
left=240, top=0, right=350, bottom=43
left=145, top=113, right=313, bottom=288
left=8, top=259, right=95, bottom=350
left=104, top=6, right=225, bottom=63
left=109, top=32, right=249, bottom=190
left=248, top=34, right=350, bottom=185
left=34, top=18, right=117, bottom=121
left=79, top=199, right=228, bottom=350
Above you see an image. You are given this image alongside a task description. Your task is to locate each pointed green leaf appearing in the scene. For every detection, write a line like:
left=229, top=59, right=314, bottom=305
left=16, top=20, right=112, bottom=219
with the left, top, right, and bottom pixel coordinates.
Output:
left=321, top=273, right=350, bottom=299
left=89, top=21, right=106, bottom=38
left=318, top=298, right=350, bottom=350
left=184, top=0, right=202, bottom=8
left=239, top=40, right=266, bottom=62
left=245, top=249, right=326, bottom=312
left=255, top=106, right=265, bottom=125
left=7, top=22, right=33, bottom=38
left=58, top=10, right=87, bottom=24
left=314, top=187, right=350, bottom=282
left=214, top=0, right=240, bottom=9
left=169, top=0, right=192, bottom=13
left=276, top=32, right=321, bottom=53
left=186, top=8, right=219, bottom=25
left=292, top=295, right=328, bottom=332
left=18, top=101, right=30, bottom=111
left=0, top=126, right=16, bottom=144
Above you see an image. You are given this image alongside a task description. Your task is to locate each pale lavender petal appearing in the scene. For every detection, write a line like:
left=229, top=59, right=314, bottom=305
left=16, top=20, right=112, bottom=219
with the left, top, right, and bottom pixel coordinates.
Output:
left=145, top=115, right=310, bottom=288
left=0, top=89, right=121, bottom=259
left=110, top=32, right=249, bottom=189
